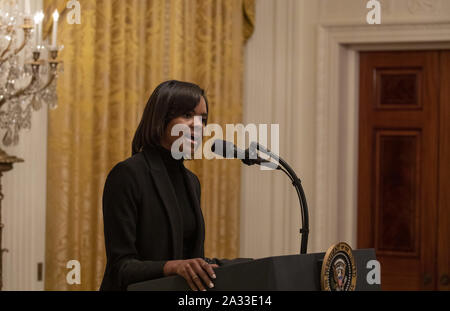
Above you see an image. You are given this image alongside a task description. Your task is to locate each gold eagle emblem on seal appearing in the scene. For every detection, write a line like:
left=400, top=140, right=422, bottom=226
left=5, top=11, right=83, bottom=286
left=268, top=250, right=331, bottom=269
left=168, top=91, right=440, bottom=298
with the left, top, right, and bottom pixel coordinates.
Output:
left=321, top=242, right=357, bottom=291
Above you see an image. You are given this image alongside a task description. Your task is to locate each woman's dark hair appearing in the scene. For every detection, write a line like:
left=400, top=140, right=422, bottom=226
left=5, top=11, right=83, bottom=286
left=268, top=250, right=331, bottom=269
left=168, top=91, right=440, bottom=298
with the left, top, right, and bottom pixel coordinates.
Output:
left=132, top=80, right=209, bottom=155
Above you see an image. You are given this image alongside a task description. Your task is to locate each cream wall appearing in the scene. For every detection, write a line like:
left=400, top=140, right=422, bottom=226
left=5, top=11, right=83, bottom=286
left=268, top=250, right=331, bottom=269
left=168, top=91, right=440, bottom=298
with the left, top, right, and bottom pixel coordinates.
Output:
left=241, top=0, right=450, bottom=259
left=2, top=0, right=45, bottom=291
left=241, top=0, right=320, bottom=258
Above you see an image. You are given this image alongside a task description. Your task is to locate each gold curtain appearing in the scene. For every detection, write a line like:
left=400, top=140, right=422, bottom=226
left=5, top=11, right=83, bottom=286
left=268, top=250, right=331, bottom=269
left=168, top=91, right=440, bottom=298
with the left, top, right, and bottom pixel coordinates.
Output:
left=44, top=0, right=255, bottom=290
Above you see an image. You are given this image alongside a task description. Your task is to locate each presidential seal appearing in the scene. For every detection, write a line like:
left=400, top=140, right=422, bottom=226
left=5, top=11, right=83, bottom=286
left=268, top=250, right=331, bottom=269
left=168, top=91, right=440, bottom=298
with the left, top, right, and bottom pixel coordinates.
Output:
left=321, top=242, right=357, bottom=291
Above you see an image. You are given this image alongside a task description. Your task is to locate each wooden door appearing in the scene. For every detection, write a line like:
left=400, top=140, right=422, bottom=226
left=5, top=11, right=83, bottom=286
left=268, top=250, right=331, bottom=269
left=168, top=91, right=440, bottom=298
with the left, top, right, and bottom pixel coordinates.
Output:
left=358, top=51, right=440, bottom=290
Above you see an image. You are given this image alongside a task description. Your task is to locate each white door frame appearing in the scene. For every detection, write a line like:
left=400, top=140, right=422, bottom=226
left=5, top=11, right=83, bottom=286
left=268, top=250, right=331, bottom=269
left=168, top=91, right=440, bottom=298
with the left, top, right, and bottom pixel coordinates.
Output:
left=314, top=22, right=450, bottom=251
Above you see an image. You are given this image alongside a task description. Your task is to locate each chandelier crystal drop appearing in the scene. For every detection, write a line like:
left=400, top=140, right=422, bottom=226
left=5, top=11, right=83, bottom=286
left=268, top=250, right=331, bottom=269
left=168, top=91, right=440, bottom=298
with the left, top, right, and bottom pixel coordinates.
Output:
left=0, top=0, right=62, bottom=146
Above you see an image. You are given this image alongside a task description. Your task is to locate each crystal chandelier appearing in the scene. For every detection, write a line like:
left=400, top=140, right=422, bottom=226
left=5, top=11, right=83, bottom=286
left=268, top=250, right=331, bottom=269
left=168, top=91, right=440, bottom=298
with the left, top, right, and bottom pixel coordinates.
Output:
left=0, top=0, right=62, bottom=147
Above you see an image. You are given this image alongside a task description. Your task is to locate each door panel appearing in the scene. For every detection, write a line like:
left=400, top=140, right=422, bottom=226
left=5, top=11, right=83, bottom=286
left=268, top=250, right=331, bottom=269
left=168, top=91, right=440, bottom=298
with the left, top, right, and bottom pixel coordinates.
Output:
left=358, top=51, right=440, bottom=290
left=374, top=130, right=421, bottom=256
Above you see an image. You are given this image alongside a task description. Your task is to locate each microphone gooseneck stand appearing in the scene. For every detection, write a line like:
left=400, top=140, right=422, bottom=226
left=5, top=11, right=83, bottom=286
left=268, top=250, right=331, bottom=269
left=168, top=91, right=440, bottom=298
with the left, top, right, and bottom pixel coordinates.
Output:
left=249, top=142, right=310, bottom=255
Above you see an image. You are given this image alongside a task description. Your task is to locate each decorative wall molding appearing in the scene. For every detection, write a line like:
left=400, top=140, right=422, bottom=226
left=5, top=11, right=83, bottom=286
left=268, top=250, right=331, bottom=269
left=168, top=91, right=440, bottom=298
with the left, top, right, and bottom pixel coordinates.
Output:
left=320, top=0, right=449, bottom=26
left=315, top=22, right=450, bottom=251
left=407, top=0, right=441, bottom=15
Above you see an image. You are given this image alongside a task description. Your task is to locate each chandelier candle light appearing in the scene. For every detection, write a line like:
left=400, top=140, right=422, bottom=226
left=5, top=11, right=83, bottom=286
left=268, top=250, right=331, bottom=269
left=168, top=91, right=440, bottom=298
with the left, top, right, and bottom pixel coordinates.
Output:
left=0, top=0, right=62, bottom=290
left=0, top=1, right=62, bottom=147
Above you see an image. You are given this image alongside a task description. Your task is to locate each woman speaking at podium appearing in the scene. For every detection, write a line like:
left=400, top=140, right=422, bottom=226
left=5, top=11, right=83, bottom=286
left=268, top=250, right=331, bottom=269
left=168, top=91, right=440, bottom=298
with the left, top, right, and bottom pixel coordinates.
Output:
left=100, top=80, right=219, bottom=291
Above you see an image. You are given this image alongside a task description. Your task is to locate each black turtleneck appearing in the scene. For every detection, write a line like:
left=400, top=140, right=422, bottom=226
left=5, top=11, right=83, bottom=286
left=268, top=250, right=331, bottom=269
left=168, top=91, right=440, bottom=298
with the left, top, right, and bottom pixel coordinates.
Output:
left=156, top=145, right=197, bottom=259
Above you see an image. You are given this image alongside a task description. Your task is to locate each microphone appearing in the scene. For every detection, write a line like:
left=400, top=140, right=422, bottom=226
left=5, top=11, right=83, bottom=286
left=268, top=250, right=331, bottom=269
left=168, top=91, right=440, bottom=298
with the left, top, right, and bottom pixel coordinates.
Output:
left=212, top=139, right=309, bottom=254
left=210, top=139, right=272, bottom=167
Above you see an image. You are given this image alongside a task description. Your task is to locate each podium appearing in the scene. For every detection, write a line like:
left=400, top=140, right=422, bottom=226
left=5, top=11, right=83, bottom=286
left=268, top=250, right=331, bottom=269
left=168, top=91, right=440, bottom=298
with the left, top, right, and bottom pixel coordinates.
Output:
left=127, top=249, right=380, bottom=291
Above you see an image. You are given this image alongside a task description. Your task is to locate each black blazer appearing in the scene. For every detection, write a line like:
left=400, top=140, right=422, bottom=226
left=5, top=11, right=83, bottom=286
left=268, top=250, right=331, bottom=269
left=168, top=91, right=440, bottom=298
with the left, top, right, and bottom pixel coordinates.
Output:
left=100, top=145, right=207, bottom=291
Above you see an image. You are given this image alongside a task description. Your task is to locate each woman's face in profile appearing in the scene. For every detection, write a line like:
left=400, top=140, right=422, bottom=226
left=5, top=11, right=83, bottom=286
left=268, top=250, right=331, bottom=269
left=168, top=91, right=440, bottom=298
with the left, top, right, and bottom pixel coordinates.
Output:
left=161, top=96, right=208, bottom=155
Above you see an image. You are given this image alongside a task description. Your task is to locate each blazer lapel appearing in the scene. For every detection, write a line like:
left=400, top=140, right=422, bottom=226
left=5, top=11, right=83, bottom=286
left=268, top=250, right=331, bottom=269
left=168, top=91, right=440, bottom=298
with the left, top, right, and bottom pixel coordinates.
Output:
left=142, top=146, right=183, bottom=259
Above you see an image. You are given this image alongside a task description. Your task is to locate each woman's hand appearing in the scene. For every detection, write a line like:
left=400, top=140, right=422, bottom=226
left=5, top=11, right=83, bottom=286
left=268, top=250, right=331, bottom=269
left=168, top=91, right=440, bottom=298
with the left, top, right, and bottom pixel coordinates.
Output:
left=163, top=258, right=219, bottom=291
